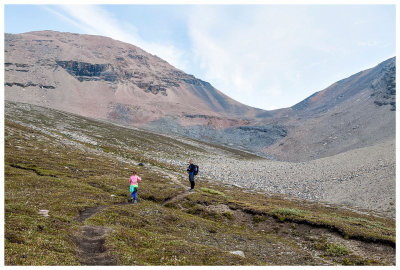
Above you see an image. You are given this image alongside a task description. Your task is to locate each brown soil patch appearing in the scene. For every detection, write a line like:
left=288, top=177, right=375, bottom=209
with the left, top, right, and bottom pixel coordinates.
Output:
left=73, top=205, right=117, bottom=265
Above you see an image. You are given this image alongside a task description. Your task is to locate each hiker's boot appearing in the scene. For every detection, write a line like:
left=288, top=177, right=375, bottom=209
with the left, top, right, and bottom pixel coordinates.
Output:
left=134, top=200, right=137, bottom=203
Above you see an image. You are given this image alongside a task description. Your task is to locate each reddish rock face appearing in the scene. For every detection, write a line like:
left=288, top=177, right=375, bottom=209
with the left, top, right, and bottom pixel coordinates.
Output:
left=4, top=30, right=261, bottom=127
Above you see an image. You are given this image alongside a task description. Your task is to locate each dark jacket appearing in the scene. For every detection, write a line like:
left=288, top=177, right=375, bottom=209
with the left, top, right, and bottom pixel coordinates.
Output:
left=187, top=164, right=196, bottom=175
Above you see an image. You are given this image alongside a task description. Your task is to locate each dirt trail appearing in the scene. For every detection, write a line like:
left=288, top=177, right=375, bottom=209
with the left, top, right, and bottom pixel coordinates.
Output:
left=73, top=205, right=118, bottom=265
left=76, top=205, right=107, bottom=223
left=161, top=172, right=193, bottom=206
left=162, top=190, right=190, bottom=206
left=73, top=225, right=115, bottom=265
left=72, top=172, right=190, bottom=265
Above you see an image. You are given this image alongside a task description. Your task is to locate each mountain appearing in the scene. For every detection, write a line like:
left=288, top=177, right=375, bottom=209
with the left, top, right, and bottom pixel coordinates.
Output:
left=261, top=57, right=396, bottom=161
left=4, top=30, right=261, bottom=127
left=4, top=31, right=396, bottom=162
left=146, top=57, right=395, bottom=161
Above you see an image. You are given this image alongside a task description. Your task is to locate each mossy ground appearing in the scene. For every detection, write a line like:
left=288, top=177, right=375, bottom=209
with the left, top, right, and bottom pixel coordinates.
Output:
left=4, top=101, right=396, bottom=265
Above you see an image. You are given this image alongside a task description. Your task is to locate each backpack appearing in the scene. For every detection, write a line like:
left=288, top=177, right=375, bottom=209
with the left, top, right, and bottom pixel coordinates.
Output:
left=194, top=165, right=199, bottom=175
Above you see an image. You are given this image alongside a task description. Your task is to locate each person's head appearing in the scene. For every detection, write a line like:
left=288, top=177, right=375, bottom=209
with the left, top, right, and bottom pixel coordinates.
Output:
left=132, top=170, right=137, bottom=175
left=189, top=159, right=193, bottom=165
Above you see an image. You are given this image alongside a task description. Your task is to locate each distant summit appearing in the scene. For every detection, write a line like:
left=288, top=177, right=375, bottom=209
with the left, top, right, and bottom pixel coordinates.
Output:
left=264, top=57, right=396, bottom=161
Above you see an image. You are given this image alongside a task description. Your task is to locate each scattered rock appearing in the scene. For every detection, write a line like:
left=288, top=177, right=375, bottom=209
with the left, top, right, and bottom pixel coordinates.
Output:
left=229, top=250, right=245, bottom=258
left=205, top=204, right=231, bottom=214
left=38, top=209, right=49, bottom=217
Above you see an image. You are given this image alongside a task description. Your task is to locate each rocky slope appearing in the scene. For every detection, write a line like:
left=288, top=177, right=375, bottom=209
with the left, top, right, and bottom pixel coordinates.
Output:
left=262, top=57, right=396, bottom=161
left=4, top=31, right=261, bottom=127
left=4, top=31, right=396, bottom=162
left=148, top=58, right=396, bottom=161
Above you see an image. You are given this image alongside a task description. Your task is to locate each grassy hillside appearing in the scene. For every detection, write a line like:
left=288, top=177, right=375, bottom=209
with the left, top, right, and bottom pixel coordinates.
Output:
left=4, top=101, right=395, bottom=265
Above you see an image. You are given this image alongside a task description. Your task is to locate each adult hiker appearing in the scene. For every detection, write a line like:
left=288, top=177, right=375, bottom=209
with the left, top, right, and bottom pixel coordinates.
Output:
left=187, top=159, right=198, bottom=192
left=129, top=170, right=142, bottom=203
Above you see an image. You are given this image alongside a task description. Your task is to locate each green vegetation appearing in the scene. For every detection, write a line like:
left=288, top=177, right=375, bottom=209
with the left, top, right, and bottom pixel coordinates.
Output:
left=270, top=208, right=307, bottom=222
left=4, top=102, right=395, bottom=266
left=222, top=193, right=395, bottom=245
left=341, top=256, right=382, bottom=266
left=252, top=215, right=268, bottom=223
left=325, top=243, right=351, bottom=257
left=222, top=211, right=233, bottom=219
left=87, top=202, right=259, bottom=265
left=200, top=187, right=225, bottom=196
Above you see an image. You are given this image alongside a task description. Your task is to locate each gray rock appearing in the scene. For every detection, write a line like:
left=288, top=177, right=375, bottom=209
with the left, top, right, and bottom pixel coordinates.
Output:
left=38, top=209, right=49, bottom=217
left=229, top=250, right=245, bottom=258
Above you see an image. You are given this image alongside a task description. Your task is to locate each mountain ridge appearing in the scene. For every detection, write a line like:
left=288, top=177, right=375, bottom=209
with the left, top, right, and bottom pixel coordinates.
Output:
left=5, top=30, right=261, bottom=121
left=4, top=30, right=396, bottom=161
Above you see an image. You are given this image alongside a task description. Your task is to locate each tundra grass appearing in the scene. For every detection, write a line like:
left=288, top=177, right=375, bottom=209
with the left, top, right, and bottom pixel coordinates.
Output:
left=200, top=187, right=226, bottom=196
left=4, top=102, right=395, bottom=265
left=219, top=186, right=395, bottom=245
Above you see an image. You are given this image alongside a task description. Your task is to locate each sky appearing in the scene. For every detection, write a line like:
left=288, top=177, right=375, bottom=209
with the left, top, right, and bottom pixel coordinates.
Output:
left=3, top=3, right=396, bottom=110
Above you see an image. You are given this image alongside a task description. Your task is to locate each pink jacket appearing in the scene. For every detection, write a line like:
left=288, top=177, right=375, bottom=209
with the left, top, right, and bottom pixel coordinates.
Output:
left=129, top=175, right=142, bottom=186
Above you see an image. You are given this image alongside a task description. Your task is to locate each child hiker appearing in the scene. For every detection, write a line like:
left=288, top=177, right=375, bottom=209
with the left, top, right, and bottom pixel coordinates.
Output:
left=129, top=171, right=141, bottom=203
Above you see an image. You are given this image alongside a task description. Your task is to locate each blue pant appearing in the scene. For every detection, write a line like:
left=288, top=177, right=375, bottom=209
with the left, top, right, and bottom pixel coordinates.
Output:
left=189, top=173, right=195, bottom=189
left=131, top=188, right=137, bottom=200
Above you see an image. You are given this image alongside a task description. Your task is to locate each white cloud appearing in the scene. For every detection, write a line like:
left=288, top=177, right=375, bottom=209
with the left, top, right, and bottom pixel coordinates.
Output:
left=357, top=40, right=385, bottom=47
left=43, top=6, right=94, bottom=33
left=185, top=5, right=365, bottom=109
left=45, top=5, right=189, bottom=71
left=186, top=6, right=328, bottom=108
